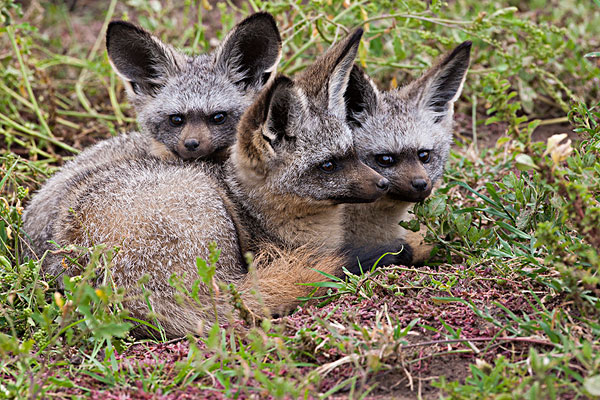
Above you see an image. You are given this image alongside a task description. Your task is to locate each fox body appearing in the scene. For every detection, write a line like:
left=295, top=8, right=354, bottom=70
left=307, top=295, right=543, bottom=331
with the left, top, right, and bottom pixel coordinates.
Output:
left=22, top=13, right=282, bottom=261
left=343, top=42, right=472, bottom=259
left=28, top=29, right=407, bottom=338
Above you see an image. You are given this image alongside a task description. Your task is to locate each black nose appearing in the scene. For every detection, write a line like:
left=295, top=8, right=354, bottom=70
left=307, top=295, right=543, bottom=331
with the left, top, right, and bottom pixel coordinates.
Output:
left=376, top=177, right=389, bottom=191
left=411, top=178, right=428, bottom=192
left=184, top=139, right=199, bottom=151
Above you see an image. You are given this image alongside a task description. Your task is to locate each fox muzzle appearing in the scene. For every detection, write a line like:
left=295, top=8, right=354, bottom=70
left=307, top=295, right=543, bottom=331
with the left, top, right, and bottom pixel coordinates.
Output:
left=338, top=162, right=389, bottom=203
left=176, top=126, right=214, bottom=160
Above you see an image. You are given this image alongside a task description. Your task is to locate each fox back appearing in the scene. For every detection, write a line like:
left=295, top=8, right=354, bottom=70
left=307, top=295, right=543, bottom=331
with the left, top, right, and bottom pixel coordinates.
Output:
left=343, top=42, right=472, bottom=251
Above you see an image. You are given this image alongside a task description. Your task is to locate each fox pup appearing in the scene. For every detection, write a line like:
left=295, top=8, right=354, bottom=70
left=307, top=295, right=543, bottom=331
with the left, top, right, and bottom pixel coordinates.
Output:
left=36, top=29, right=408, bottom=338
left=22, top=13, right=282, bottom=262
left=343, top=42, right=472, bottom=261
left=106, top=13, right=280, bottom=162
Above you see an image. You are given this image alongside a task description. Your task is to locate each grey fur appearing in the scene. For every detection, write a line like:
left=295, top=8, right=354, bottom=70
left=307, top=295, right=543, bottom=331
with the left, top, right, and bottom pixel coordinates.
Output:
left=344, top=42, right=472, bottom=251
left=21, top=132, right=153, bottom=262
left=22, top=13, right=282, bottom=263
left=23, top=29, right=390, bottom=338
left=226, top=28, right=389, bottom=253
left=107, top=13, right=282, bottom=161
left=50, top=157, right=244, bottom=337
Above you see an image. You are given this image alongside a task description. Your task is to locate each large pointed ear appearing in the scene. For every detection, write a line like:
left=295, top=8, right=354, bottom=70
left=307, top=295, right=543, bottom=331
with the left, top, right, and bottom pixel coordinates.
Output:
left=327, top=29, right=363, bottom=119
left=414, top=41, right=472, bottom=123
left=295, top=28, right=363, bottom=119
left=262, top=76, right=298, bottom=147
left=344, top=64, right=378, bottom=127
left=106, top=21, right=184, bottom=96
left=236, top=76, right=298, bottom=169
left=215, top=12, right=282, bottom=90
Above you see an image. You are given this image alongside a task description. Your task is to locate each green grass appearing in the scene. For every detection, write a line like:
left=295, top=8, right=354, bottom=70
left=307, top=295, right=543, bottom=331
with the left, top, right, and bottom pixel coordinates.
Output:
left=1, top=0, right=600, bottom=398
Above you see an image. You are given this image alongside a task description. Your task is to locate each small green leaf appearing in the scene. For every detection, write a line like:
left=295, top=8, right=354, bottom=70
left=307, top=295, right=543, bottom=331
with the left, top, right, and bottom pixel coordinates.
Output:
left=398, top=219, right=420, bottom=232
left=496, top=63, right=509, bottom=72
left=428, top=195, right=447, bottom=217
left=47, top=377, right=75, bottom=388
left=515, top=154, right=539, bottom=171
left=300, top=281, right=343, bottom=289
left=496, top=136, right=511, bottom=146
left=0, top=255, right=10, bottom=269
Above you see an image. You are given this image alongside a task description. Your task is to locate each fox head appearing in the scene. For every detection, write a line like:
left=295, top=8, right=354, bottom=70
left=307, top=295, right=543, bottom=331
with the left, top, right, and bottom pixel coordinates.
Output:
left=345, top=41, right=471, bottom=202
left=106, top=12, right=281, bottom=161
left=232, top=29, right=389, bottom=206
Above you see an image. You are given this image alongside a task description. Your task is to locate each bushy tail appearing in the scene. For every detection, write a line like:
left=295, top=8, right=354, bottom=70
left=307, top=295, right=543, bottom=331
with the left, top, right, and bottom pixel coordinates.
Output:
left=130, top=241, right=413, bottom=339
left=129, top=244, right=346, bottom=339
left=236, top=244, right=346, bottom=319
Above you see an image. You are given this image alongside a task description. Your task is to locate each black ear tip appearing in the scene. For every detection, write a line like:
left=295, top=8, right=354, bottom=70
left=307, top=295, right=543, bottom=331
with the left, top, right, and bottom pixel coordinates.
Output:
left=106, top=21, right=125, bottom=49
left=336, top=28, right=363, bottom=60
left=107, top=20, right=138, bottom=35
left=460, top=40, right=473, bottom=51
left=239, top=11, right=281, bottom=41
left=349, top=28, right=364, bottom=44
left=106, top=21, right=122, bottom=43
left=246, top=11, right=276, bottom=22
left=106, top=20, right=146, bottom=49
left=444, top=40, right=472, bottom=65
left=455, top=40, right=473, bottom=55
left=272, top=75, right=293, bottom=89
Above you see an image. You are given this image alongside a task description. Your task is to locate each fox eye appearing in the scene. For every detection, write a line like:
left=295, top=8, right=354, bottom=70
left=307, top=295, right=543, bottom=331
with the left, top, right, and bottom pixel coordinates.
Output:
left=375, top=154, right=396, bottom=167
left=210, top=112, right=227, bottom=125
left=319, top=160, right=337, bottom=173
left=418, top=150, right=431, bottom=164
left=169, top=114, right=185, bottom=127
